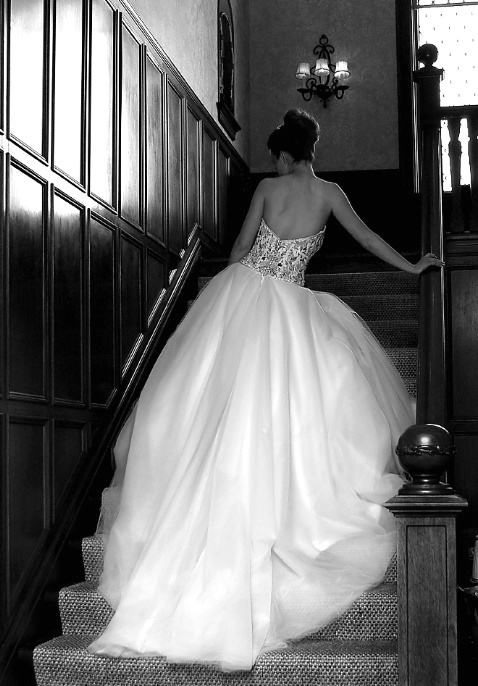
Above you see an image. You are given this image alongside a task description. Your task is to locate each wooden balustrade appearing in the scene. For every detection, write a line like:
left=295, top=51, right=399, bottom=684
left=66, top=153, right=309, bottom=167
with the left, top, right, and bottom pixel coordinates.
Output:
left=441, top=105, right=478, bottom=233
left=385, top=44, right=468, bottom=686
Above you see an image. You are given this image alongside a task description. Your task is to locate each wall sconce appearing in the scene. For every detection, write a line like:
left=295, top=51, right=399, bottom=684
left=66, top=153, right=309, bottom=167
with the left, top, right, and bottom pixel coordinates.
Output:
left=295, top=34, right=350, bottom=108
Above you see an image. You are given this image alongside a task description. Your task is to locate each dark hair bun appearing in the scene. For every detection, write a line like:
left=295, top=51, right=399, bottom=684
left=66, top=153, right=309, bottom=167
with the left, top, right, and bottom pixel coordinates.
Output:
left=267, top=109, right=320, bottom=163
left=283, top=109, right=320, bottom=146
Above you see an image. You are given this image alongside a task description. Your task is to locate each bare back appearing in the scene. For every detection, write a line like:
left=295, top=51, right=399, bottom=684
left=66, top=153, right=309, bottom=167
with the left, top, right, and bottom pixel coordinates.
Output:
left=262, top=174, right=333, bottom=240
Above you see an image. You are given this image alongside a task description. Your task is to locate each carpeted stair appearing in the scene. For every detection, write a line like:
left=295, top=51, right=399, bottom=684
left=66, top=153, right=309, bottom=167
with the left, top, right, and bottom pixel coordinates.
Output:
left=33, top=268, right=418, bottom=686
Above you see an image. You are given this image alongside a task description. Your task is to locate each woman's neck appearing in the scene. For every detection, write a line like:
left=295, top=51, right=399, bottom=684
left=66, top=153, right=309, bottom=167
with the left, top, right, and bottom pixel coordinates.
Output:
left=289, top=161, right=314, bottom=176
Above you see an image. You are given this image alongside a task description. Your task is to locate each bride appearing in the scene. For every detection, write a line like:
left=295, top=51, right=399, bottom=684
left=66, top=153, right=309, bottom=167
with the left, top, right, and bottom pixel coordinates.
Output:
left=88, top=109, right=443, bottom=671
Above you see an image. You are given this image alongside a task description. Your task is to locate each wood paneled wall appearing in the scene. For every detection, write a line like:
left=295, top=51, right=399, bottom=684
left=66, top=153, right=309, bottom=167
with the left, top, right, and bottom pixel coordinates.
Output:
left=0, top=0, right=247, bottom=645
left=446, top=237, right=478, bottom=533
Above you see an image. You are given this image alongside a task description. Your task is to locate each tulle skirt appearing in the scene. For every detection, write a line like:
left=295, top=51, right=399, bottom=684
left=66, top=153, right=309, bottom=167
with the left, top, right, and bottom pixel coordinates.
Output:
left=88, top=262, right=414, bottom=671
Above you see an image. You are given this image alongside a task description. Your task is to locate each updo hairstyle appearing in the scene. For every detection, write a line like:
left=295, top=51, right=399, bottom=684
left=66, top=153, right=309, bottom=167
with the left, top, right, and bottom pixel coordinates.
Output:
left=267, top=109, right=320, bottom=163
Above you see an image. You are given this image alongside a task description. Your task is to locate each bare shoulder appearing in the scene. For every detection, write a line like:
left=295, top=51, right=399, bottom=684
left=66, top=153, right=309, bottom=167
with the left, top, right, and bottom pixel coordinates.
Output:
left=255, top=176, right=278, bottom=195
left=313, top=177, right=340, bottom=194
left=258, top=175, right=289, bottom=196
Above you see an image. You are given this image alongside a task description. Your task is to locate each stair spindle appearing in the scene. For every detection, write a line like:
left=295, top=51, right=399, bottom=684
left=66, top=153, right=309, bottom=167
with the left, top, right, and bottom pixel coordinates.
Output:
left=468, top=114, right=478, bottom=230
left=447, top=117, right=464, bottom=234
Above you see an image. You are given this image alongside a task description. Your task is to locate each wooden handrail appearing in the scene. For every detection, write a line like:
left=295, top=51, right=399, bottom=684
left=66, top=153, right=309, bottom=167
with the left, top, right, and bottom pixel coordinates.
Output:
left=414, top=46, right=447, bottom=426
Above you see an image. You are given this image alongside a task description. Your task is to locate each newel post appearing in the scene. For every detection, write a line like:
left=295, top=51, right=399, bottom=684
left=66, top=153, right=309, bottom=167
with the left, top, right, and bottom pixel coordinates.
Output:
left=385, top=426, right=467, bottom=686
left=385, top=45, right=467, bottom=686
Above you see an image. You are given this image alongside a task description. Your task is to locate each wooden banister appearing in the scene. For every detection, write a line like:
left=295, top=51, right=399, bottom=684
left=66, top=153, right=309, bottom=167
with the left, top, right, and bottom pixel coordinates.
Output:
left=414, top=44, right=447, bottom=427
left=385, top=44, right=468, bottom=686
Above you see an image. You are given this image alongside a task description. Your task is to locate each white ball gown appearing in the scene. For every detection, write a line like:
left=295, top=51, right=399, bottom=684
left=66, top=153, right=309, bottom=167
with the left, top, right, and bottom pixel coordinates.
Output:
left=88, top=218, right=414, bottom=671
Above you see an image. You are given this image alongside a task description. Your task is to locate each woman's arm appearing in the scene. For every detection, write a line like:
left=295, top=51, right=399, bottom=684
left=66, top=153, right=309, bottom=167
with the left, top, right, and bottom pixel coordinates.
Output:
left=228, top=180, right=268, bottom=265
left=329, top=184, right=444, bottom=274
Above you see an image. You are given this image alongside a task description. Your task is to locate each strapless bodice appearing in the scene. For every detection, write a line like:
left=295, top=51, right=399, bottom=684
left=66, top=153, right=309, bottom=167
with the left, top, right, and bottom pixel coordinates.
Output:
left=240, top=218, right=325, bottom=286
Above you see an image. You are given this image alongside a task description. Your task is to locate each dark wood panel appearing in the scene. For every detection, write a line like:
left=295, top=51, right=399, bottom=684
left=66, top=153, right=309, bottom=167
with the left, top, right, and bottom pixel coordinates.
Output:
left=202, top=128, right=216, bottom=240
left=8, top=163, right=46, bottom=399
left=453, top=434, right=478, bottom=528
left=226, top=157, right=247, bottom=250
left=449, top=269, right=478, bottom=418
left=120, top=23, right=141, bottom=226
left=53, top=419, right=86, bottom=514
left=53, top=194, right=84, bottom=404
left=147, top=250, right=166, bottom=321
left=7, top=416, right=48, bottom=607
left=8, top=0, right=46, bottom=156
left=90, top=0, right=116, bottom=207
left=120, top=233, right=142, bottom=368
left=217, top=145, right=229, bottom=243
left=186, top=106, right=200, bottom=233
left=167, top=80, right=184, bottom=255
left=53, top=0, right=85, bottom=182
left=90, top=216, right=115, bottom=406
left=406, top=525, right=448, bottom=684
left=145, top=55, right=164, bottom=243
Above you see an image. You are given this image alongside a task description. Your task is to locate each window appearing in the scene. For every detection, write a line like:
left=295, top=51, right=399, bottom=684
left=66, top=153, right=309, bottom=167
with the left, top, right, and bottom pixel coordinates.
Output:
left=415, top=0, right=478, bottom=189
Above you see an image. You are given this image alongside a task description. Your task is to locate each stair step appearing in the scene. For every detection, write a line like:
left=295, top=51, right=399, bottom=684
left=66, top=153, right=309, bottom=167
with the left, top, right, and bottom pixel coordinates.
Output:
left=198, top=271, right=419, bottom=297
left=82, top=537, right=398, bottom=585
left=33, top=634, right=398, bottom=686
left=402, top=377, right=417, bottom=397
left=366, top=320, right=417, bottom=348
left=195, top=277, right=418, bottom=321
left=337, top=293, right=418, bottom=320
left=59, top=581, right=397, bottom=642
left=386, top=347, right=417, bottom=380
left=305, top=271, right=418, bottom=296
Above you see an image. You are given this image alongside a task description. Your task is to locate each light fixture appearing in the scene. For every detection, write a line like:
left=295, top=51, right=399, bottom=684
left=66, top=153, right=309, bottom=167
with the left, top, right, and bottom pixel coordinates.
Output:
left=295, top=35, right=350, bottom=108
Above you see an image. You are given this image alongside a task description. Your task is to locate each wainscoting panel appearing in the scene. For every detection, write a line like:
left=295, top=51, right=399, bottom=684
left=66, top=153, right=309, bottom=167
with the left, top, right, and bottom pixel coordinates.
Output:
left=9, top=0, right=46, bottom=158
left=7, top=161, right=47, bottom=401
left=53, top=193, right=85, bottom=405
left=120, top=232, right=143, bottom=370
left=202, top=127, right=217, bottom=241
left=186, top=106, right=201, bottom=235
left=0, top=0, right=248, bottom=654
left=145, top=54, right=165, bottom=244
left=7, top=416, right=49, bottom=609
left=446, top=237, right=478, bottom=532
left=166, top=79, right=185, bottom=255
left=90, top=0, right=117, bottom=207
left=89, top=215, right=116, bottom=408
left=449, top=268, right=478, bottom=419
left=120, top=22, right=142, bottom=227
left=218, top=145, right=230, bottom=245
left=53, top=419, right=88, bottom=513
left=146, top=250, right=167, bottom=322
left=53, top=0, right=85, bottom=184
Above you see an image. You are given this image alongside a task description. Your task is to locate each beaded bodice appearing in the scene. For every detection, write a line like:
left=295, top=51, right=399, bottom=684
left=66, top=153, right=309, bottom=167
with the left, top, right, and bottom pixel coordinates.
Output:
left=240, top=218, right=325, bottom=286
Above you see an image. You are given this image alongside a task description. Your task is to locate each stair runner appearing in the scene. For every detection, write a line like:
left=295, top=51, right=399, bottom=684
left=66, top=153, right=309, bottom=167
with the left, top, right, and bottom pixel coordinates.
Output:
left=33, top=270, right=418, bottom=686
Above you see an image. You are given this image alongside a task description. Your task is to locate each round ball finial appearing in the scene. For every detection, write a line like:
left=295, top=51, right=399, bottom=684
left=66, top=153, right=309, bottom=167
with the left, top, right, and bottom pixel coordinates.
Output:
left=396, top=423, right=455, bottom=495
left=417, top=43, right=439, bottom=68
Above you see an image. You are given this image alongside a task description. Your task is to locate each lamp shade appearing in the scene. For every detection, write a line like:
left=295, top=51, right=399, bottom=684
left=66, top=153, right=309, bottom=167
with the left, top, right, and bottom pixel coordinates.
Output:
left=335, top=60, right=350, bottom=80
left=295, top=62, right=311, bottom=80
left=314, top=58, right=329, bottom=76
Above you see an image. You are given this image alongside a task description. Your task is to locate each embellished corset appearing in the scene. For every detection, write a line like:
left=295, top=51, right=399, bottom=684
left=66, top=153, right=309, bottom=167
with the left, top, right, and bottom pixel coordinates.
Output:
left=240, top=218, right=325, bottom=286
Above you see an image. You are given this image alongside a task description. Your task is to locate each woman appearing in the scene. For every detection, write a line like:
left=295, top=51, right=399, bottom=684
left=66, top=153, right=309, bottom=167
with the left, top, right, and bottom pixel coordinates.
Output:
left=89, top=110, right=442, bottom=671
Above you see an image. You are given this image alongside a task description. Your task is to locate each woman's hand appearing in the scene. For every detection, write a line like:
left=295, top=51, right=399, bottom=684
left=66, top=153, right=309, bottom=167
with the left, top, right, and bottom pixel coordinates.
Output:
left=413, top=253, right=445, bottom=274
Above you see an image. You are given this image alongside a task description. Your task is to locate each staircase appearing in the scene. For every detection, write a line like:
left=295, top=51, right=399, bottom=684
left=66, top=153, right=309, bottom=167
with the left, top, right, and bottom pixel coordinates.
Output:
left=33, top=267, right=418, bottom=686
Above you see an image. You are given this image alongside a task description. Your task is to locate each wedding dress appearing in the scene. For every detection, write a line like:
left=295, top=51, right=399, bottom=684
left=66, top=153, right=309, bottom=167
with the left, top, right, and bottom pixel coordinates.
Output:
left=89, top=218, right=414, bottom=671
